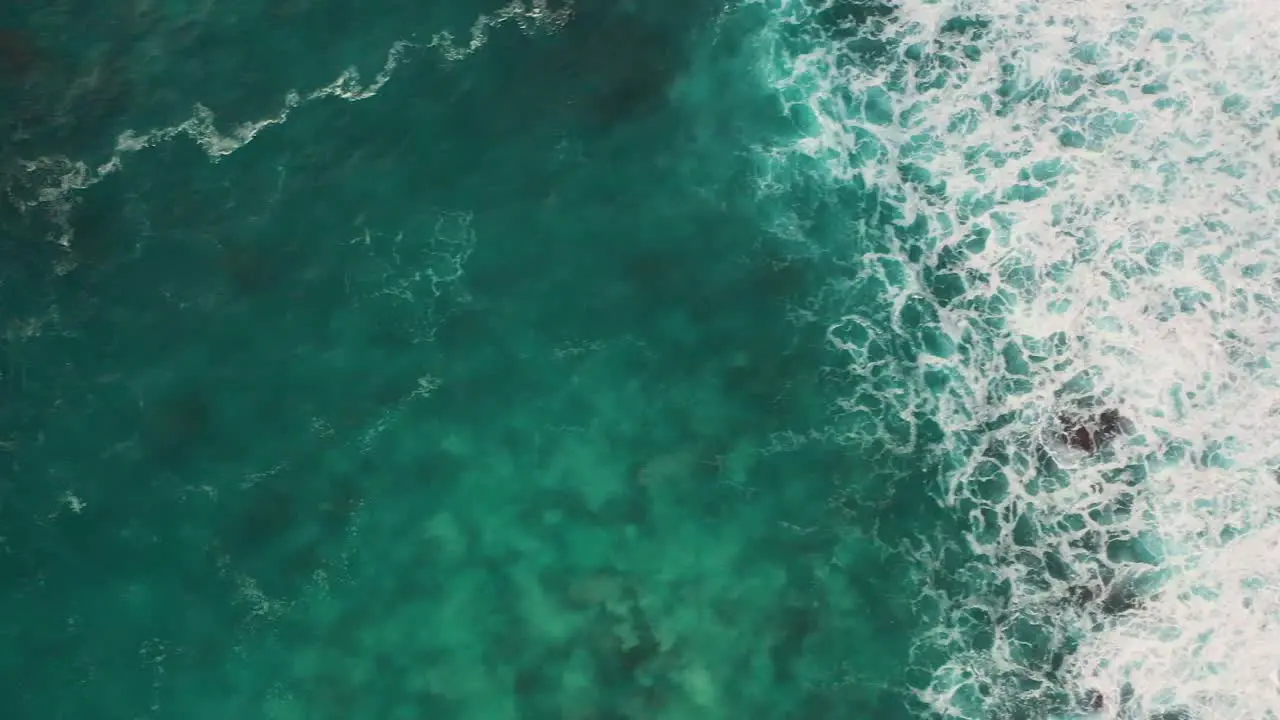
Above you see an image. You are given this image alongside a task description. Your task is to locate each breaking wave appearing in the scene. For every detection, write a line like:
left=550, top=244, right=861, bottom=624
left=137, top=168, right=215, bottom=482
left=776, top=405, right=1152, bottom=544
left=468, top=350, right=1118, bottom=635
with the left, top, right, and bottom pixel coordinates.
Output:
left=762, top=0, right=1280, bottom=717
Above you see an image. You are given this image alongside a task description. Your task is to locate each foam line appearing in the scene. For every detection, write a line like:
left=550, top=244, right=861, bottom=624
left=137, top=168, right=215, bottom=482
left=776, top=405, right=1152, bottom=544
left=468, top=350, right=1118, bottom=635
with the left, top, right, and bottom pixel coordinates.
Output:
left=7, top=1, right=572, bottom=239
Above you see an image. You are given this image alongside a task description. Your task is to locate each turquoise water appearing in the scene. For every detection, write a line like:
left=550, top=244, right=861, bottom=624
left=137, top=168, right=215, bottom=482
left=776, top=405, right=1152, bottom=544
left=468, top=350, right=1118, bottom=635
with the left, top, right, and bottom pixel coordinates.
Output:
left=6, top=0, right=1241, bottom=718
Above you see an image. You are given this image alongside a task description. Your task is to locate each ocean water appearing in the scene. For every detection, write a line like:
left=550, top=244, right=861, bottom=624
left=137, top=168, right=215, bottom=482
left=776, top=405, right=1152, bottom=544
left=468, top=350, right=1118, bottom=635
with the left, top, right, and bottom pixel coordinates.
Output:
left=2, top=0, right=1279, bottom=718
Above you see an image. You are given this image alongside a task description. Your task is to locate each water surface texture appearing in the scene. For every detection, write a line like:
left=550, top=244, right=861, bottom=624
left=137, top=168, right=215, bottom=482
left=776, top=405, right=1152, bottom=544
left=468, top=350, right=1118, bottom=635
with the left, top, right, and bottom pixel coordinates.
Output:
left=2, top=1, right=1279, bottom=719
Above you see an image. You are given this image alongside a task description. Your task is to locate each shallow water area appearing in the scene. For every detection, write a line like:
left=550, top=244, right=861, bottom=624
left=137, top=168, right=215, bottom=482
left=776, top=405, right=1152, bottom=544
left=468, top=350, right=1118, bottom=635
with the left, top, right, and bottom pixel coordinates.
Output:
left=0, top=1, right=946, bottom=719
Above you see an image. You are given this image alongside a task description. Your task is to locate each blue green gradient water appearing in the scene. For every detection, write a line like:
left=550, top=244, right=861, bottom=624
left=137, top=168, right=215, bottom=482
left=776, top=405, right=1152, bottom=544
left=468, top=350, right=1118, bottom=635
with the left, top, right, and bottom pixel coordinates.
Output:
left=1, top=1, right=974, bottom=718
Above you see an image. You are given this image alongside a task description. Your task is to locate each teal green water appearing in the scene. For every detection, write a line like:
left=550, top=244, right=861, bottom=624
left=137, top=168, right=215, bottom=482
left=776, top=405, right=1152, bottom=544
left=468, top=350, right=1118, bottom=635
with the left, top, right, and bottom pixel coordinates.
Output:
left=1, top=1, right=978, bottom=718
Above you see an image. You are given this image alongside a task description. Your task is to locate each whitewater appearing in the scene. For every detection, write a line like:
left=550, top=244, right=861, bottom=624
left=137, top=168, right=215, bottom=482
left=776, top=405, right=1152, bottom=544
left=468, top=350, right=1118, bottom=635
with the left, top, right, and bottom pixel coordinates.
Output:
left=764, top=0, right=1280, bottom=717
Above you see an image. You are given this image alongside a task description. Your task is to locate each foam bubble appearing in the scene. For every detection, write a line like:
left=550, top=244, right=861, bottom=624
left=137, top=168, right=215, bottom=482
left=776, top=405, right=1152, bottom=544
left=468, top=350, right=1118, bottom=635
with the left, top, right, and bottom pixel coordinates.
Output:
left=762, top=0, right=1280, bottom=716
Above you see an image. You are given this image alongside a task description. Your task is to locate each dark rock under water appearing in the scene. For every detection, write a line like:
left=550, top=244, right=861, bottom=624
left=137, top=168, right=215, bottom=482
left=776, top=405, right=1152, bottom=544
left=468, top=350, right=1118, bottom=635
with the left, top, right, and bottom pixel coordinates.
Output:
left=1057, top=408, right=1129, bottom=454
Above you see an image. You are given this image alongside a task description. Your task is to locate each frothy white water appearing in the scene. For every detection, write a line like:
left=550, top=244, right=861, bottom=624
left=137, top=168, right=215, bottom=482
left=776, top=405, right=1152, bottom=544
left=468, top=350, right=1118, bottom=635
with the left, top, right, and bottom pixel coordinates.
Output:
left=763, top=0, right=1280, bottom=717
left=4, top=0, right=570, bottom=249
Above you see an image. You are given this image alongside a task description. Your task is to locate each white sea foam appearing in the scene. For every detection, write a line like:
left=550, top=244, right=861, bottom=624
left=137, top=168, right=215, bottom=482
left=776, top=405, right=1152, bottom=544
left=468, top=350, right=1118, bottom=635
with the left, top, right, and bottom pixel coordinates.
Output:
left=4, top=0, right=570, bottom=247
left=763, top=0, right=1280, bottom=717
